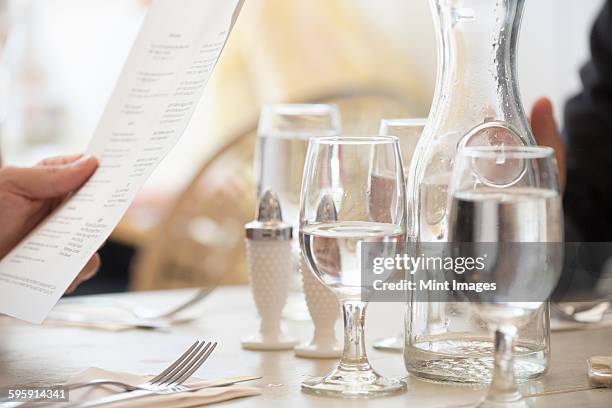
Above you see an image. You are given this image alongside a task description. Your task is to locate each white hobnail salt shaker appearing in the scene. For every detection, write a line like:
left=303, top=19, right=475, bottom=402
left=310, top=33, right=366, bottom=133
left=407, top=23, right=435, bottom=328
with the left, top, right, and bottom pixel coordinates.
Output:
left=242, top=190, right=298, bottom=351
left=295, top=194, right=341, bottom=358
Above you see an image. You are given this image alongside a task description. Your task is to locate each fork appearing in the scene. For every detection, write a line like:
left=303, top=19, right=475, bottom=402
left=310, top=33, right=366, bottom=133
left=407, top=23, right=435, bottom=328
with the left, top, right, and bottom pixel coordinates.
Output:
left=9, top=340, right=217, bottom=408
left=64, top=339, right=217, bottom=408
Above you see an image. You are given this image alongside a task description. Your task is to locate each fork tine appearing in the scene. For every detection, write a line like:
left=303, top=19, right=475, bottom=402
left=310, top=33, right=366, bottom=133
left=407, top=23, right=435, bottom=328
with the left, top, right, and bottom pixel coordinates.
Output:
left=174, top=341, right=218, bottom=385
left=151, top=341, right=208, bottom=386
left=149, top=341, right=201, bottom=384
left=158, top=341, right=214, bottom=386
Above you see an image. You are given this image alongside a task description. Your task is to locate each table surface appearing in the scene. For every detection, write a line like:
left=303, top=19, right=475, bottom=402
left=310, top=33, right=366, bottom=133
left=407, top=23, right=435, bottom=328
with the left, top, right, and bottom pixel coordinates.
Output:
left=1, top=287, right=611, bottom=407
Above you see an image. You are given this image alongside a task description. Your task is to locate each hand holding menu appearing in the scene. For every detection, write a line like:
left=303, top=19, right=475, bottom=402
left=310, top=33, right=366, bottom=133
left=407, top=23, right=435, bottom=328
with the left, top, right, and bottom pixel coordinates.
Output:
left=0, top=0, right=242, bottom=324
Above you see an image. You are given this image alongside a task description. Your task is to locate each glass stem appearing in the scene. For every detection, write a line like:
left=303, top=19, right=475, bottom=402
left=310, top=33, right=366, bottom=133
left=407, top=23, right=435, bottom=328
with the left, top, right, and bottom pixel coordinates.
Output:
left=339, top=300, right=371, bottom=371
left=487, top=326, right=521, bottom=403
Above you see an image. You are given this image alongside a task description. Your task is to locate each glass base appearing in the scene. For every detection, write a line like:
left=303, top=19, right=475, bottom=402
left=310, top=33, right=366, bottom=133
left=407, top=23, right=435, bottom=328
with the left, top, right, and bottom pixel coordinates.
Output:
left=405, top=337, right=546, bottom=384
left=477, top=395, right=530, bottom=408
left=373, top=335, right=403, bottom=352
left=301, top=367, right=406, bottom=398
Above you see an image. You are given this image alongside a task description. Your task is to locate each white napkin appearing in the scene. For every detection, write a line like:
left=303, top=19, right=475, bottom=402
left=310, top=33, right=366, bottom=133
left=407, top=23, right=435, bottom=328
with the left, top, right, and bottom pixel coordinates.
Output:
left=53, top=367, right=261, bottom=407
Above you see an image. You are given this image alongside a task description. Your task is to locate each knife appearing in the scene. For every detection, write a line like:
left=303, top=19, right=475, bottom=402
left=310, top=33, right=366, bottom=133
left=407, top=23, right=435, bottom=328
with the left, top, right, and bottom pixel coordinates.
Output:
left=64, top=376, right=261, bottom=408
left=46, top=312, right=171, bottom=330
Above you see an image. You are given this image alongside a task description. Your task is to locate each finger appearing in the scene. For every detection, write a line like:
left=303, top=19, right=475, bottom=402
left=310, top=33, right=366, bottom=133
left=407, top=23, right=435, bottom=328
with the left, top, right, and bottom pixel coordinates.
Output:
left=530, top=97, right=567, bottom=190
left=65, top=254, right=101, bottom=294
left=0, top=155, right=98, bottom=199
left=531, top=98, right=558, bottom=144
left=38, top=154, right=84, bottom=167
left=80, top=253, right=101, bottom=281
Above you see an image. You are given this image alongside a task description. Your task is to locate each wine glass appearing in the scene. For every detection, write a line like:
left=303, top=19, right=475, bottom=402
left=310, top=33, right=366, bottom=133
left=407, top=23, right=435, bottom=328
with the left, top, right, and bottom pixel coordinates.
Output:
left=299, top=136, right=407, bottom=398
left=374, top=118, right=426, bottom=352
left=448, top=146, right=563, bottom=407
left=256, top=104, right=341, bottom=320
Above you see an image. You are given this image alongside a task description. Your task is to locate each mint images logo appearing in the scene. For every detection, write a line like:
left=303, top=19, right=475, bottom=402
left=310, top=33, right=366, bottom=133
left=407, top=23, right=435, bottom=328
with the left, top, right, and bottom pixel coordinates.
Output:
left=371, top=278, right=497, bottom=293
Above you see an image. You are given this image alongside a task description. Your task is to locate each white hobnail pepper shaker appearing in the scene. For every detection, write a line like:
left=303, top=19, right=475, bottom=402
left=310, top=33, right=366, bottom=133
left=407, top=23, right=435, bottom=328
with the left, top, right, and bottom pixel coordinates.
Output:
left=242, top=190, right=298, bottom=350
left=294, top=195, right=341, bottom=358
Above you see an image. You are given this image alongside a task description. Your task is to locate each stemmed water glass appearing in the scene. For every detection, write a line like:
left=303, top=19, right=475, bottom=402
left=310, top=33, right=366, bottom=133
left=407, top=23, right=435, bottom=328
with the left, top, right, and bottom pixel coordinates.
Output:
left=374, top=118, right=426, bottom=352
left=448, top=146, right=563, bottom=407
left=299, top=136, right=407, bottom=398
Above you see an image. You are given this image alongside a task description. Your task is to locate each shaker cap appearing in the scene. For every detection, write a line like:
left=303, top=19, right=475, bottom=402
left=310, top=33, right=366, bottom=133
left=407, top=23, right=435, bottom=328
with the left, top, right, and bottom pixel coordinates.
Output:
left=316, top=194, right=338, bottom=222
left=245, top=190, right=293, bottom=240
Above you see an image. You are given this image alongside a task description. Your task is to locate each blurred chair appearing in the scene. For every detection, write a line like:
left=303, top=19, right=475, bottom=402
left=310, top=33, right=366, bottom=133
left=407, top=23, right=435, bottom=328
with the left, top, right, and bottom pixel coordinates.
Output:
left=130, top=88, right=417, bottom=290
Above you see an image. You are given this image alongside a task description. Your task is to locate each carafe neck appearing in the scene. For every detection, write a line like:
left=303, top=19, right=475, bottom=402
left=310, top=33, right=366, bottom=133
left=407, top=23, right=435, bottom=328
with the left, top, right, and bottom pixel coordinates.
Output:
left=429, top=0, right=533, bottom=142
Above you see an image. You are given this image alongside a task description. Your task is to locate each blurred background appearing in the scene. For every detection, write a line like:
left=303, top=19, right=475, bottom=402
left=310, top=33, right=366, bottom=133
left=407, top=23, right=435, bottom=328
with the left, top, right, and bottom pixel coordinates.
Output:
left=0, top=0, right=605, bottom=294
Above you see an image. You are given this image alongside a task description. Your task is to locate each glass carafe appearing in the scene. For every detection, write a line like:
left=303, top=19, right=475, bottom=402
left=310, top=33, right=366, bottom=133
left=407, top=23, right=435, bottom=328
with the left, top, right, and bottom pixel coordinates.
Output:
left=404, top=0, right=550, bottom=384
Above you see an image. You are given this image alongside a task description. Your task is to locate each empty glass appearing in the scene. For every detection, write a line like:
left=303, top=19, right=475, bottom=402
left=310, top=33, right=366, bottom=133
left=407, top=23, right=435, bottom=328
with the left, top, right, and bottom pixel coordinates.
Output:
left=299, top=136, right=407, bottom=397
left=379, top=118, right=427, bottom=178
left=374, top=118, right=426, bottom=352
left=448, top=146, right=563, bottom=407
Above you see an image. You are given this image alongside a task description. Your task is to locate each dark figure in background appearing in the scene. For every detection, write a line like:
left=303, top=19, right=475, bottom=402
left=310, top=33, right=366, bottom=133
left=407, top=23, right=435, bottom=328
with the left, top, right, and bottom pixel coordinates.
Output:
left=531, top=0, right=612, bottom=296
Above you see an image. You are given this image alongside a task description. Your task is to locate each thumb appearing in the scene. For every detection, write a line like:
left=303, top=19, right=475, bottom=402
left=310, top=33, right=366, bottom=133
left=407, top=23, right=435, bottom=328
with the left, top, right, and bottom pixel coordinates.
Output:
left=1, top=155, right=98, bottom=199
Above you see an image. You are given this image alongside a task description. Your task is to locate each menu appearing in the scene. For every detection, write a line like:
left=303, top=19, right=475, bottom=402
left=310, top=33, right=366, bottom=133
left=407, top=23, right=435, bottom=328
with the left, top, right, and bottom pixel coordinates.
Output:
left=0, top=0, right=243, bottom=323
